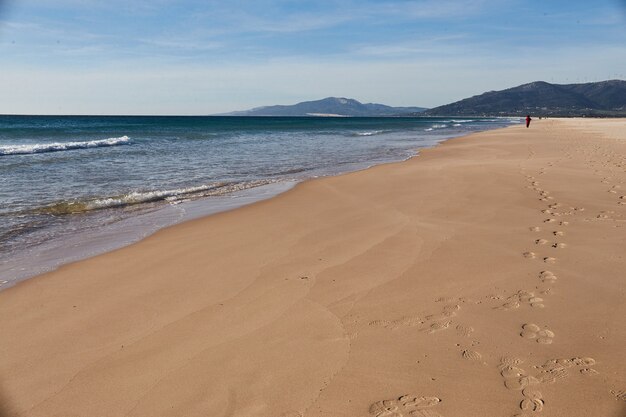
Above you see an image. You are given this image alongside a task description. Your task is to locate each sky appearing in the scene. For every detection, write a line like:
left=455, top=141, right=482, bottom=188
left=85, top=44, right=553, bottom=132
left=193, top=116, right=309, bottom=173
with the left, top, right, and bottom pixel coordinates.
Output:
left=1, top=0, right=625, bottom=115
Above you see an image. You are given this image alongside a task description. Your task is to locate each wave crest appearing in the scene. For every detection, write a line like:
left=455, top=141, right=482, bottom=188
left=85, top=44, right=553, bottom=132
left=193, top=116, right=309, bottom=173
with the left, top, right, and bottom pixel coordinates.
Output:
left=353, top=130, right=385, bottom=137
left=32, top=180, right=279, bottom=215
left=0, top=136, right=130, bottom=156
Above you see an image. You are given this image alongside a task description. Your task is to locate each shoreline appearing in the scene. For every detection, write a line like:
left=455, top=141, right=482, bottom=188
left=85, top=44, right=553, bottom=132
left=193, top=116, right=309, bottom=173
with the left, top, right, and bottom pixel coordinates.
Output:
left=0, top=122, right=508, bottom=290
left=1, top=118, right=624, bottom=417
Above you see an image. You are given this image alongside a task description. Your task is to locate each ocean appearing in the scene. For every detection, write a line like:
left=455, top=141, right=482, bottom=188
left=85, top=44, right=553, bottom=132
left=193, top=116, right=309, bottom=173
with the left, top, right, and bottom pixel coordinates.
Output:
left=0, top=115, right=519, bottom=287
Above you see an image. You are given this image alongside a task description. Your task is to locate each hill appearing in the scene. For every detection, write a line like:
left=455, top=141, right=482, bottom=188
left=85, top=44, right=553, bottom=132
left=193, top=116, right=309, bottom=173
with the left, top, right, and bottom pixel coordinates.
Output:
left=222, top=97, right=427, bottom=117
left=422, top=80, right=626, bottom=117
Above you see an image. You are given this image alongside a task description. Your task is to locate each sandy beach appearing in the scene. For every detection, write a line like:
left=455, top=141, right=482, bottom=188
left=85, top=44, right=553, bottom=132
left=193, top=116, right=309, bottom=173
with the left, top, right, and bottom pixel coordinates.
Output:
left=1, top=118, right=624, bottom=417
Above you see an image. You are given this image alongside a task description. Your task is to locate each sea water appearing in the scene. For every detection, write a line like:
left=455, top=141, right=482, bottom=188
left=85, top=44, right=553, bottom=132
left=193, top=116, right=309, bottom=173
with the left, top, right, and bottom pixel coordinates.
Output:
left=0, top=115, right=519, bottom=287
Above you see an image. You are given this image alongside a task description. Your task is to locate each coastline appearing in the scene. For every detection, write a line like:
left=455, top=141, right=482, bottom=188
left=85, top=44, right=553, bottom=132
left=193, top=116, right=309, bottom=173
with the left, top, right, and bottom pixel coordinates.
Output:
left=1, top=118, right=624, bottom=417
left=0, top=119, right=508, bottom=289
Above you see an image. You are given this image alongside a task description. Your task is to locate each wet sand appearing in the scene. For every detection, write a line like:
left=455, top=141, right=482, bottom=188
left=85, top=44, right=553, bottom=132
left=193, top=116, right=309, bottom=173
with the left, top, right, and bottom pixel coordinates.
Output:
left=1, top=118, right=625, bottom=417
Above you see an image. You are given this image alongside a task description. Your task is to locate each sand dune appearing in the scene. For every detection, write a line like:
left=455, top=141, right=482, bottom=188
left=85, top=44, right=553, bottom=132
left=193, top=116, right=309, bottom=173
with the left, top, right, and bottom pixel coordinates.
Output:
left=0, top=119, right=625, bottom=417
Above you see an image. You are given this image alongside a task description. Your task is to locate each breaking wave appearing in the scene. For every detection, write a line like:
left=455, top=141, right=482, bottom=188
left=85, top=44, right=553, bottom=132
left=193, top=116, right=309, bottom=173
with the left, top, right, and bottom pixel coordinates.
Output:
left=424, top=124, right=448, bottom=131
left=32, top=180, right=278, bottom=215
left=353, top=130, right=385, bottom=136
left=0, top=136, right=130, bottom=156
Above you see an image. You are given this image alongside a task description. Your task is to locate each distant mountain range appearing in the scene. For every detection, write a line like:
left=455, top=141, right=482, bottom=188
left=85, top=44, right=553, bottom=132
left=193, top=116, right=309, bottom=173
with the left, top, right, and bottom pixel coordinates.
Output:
left=220, top=80, right=626, bottom=118
left=421, top=80, right=626, bottom=117
left=221, top=97, right=427, bottom=117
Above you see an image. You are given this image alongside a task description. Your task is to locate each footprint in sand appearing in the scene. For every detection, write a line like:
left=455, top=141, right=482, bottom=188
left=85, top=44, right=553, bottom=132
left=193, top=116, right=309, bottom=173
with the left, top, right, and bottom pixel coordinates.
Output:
left=580, top=368, right=599, bottom=376
left=536, top=357, right=597, bottom=384
left=499, top=355, right=597, bottom=415
left=425, top=312, right=456, bottom=322
left=498, top=357, right=539, bottom=391
left=539, top=271, right=557, bottom=283
left=413, top=411, right=444, bottom=417
left=497, top=291, right=545, bottom=310
left=522, top=252, right=536, bottom=259
left=442, top=304, right=461, bottom=314
left=552, top=243, right=566, bottom=249
left=543, top=218, right=556, bottom=223
left=420, top=304, right=463, bottom=334
left=529, top=226, right=541, bottom=232
left=610, top=390, right=626, bottom=402
left=461, top=349, right=482, bottom=361
left=520, top=323, right=555, bottom=344
left=369, top=395, right=442, bottom=417
left=520, top=387, right=545, bottom=412
left=535, top=239, right=549, bottom=245
left=426, top=321, right=451, bottom=334
left=455, top=324, right=474, bottom=338
left=543, top=257, right=557, bottom=264
left=369, top=315, right=424, bottom=330
left=553, top=230, right=564, bottom=236
left=559, top=221, right=569, bottom=226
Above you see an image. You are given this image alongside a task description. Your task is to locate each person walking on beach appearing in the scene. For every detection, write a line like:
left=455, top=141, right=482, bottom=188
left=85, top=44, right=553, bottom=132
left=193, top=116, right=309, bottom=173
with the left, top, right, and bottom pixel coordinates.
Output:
left=525, top=114, right=532, bottom=128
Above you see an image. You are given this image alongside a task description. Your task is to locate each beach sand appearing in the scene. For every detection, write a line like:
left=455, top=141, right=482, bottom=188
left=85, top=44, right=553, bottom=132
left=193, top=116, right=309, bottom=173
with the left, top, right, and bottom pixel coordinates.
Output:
left=1, top=118, right=624, bottom=417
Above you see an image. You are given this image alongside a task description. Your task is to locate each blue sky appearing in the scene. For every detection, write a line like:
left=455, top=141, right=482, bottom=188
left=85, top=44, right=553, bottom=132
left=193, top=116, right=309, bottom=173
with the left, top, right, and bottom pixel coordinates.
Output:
left=1, top=0, right=625, bottom=114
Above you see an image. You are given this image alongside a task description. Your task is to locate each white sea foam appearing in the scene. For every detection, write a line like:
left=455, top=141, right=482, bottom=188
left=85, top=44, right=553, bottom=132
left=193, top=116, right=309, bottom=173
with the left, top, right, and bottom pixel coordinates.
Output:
left=354, top=130, right=385, bottom=136
left=0, top=136, right=130, bottom=155
left=39, top=179, right=279, bottom=214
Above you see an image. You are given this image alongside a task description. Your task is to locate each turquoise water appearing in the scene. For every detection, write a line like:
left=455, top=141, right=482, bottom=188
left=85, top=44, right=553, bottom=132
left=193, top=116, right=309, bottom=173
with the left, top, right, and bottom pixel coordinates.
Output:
left=0, top=115, right=518, bottom=285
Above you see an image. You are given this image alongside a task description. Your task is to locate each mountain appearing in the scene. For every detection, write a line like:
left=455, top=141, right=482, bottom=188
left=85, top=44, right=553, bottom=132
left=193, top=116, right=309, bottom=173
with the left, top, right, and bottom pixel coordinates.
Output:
left=421, top=80, right=626, bottom=117
left=222, top=97, right=427, bottom=117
